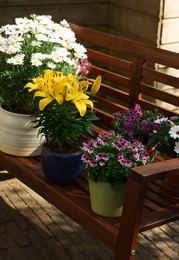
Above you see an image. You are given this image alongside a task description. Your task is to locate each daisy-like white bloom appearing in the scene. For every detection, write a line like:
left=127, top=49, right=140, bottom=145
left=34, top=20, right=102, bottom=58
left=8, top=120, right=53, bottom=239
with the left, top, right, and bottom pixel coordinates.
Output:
left=72, top=42, right=88, bottom=59
left=35, top=33, right=49, bottom=42
left=8, top=42, right=22, bottom=54
left=31, top=53, right=47, bottom=66
left=47, top=62, right=56, bottom=69
left=7, top=54, right=25, bottom=65
left=174, top=141, right=179, bottom=154
left=9, top=35, right=23, bottom=43
left=154, top=117, right=168, bottom=124
left=50, top=48, right=69, bottom=62
left=31, top=41, right=41, bottom=47
left=15, top=17, right=31, bottom=26
left=60, top=19, right=70, bottom=28
left=169, top=125, right=179, bottom=139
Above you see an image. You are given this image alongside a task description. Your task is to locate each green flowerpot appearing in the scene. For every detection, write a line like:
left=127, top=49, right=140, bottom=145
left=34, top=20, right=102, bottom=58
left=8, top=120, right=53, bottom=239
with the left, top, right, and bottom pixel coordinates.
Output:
left=89, top=180, right=126, bottom=217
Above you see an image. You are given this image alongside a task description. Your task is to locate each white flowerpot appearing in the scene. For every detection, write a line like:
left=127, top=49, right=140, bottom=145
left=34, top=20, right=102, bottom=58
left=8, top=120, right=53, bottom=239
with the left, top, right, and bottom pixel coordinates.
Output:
left=0, top=106, right=45, bottom=156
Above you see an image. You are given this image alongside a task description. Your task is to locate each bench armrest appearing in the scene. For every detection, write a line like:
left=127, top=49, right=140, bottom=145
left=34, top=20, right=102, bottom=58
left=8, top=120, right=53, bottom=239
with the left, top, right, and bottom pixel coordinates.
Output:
left=129, top=158, right=179, bottom=184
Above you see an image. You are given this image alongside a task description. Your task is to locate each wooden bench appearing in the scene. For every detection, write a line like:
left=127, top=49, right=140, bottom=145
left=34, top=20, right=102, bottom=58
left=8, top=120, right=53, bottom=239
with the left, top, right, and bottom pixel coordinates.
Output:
left=0, top=24, right=179, bottom=259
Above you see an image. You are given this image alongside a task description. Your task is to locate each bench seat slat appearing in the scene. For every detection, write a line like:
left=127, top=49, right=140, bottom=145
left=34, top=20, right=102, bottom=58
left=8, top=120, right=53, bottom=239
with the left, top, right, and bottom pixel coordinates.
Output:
left=140, top=205, right=179, bottom=232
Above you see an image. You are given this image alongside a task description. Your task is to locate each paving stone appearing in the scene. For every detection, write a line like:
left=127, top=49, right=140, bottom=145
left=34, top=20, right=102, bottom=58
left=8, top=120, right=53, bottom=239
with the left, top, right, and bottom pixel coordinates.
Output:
left=4, top=237, right=27, bottom=260
left=6, top=220, right=29, bottom=247
left=0, top=176, right=178, bottom=260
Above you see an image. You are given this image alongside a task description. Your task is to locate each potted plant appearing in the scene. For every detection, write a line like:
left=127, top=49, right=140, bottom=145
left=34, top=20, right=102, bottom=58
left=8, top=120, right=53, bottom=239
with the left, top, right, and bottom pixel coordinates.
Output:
left=81, top=131, right=150, bottom=217
left=151, top=115, right=179, bottom=199
left=152, top=116, right=179, bottom=158
left=112, top=104, right=160, bottom=157
left=0, top=14, right=91, bottom=156
left=25, top=69, right=101, bottom=185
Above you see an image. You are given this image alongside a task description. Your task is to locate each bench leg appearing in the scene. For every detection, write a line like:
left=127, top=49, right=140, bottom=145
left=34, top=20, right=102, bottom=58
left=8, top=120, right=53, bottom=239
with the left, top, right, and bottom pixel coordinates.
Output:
left=115, top=178, right=146, bottom=259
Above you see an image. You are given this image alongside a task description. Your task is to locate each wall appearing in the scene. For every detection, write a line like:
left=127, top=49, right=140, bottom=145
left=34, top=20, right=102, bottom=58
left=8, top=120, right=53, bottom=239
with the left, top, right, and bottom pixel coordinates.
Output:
left=109, top=0, right=163, bottom=46
left=1, top=0, right=179, bottom=51
left=0, top=0, right=109, bottom=32
left=109, top=0, right=179, bottom=51
left=160, top=0, right=179, bottom=53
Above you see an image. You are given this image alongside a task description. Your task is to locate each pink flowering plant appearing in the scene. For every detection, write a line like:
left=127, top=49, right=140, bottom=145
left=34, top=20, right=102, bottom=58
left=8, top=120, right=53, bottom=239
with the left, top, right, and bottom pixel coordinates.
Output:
left=112, top=104, right=160, bottom=146
left=151, top=115, right=179, bottom=158
left=81, top=131, right=150, bottom=189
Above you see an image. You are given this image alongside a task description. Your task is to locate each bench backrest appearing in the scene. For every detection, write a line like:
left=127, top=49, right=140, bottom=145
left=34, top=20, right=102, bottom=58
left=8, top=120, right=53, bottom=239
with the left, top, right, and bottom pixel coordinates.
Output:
left=70, top=23, right=179, bottom=130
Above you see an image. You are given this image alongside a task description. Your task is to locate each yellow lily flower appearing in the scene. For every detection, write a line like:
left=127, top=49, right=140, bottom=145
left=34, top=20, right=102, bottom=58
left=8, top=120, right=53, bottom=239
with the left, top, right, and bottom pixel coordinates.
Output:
left=24, top=70, right=102, bottom=114
left=24, top=82, right=39, bottom=92
left=75, top=99, right=94, bottom=117
left=90, top=75, right=101, bottom=96
left=39, top=97, right=53, bottom=111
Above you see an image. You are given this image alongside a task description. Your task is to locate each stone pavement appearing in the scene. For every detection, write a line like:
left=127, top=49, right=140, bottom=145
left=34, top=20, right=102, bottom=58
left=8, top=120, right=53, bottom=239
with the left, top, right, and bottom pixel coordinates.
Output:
left=0, top=171, right=179, bottom=260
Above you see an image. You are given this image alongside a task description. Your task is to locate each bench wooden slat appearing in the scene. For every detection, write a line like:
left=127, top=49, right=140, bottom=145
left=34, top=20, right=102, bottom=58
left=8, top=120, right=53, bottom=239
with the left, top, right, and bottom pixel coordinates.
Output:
left=142, top=67, right=179, bottom=89
left=140, top=205, right=179, bottom=232
left=70, top=23, right=179, bottom=70
left=140, top=83, right=179, bottom=107
left=87, top=48, right=133, bottom=72
left=90, top=66, right=130, bottom=87
left=137, top=100, right=178, bottom=117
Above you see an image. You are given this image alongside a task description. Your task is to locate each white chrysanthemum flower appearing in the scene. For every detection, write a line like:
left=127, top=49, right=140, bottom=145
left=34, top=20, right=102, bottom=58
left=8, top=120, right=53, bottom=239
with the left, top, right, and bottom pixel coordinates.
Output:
left=0, top=45, right=9, bottom=53
left=154, top=117, right=168, bottom=124
left=35, top=33, right=49, bottom=42
left=8, top=42, right=22, bottom=54
left=7, top=54, right=25, bottom=65
left=16, top=26, right=28, bottom=34
left=31, top=41, right=41, bottom=47
left=35, top=25, right=49, bottom=35
left=60, top=19, right=70, bottom=28
left=35, top=14, right=52, bottom=23
left=174, top=141, right=179, bottom=154
left=47, top=62, right=56, bottom=69
left=62, top=57, right=76, bottom=66
left=58, top=27, right=76, bottom=42
left=0, top=38, right=8, bottom=48
left=50, top=48, right=69, bottom=62
left=15, top=17, right=31, bottom=26
left=9, top=35, right=23, bottom=43
left=48, top=36, right=61, bottom=44
left=169, top=125, right=179, bottom=139
left=31, top=53, right=48, bottom=66
left=71, top=42, right=87, bottom=59
left=31, top=53, right=47, bottom=66
left=32, top=53, right=47, bottom=60
left=31, top=59, right=43, bottom=66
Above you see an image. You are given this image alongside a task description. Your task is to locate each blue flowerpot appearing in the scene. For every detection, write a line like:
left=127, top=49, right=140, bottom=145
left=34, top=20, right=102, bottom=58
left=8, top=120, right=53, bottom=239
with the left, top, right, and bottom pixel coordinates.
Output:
left=41, top=144, right=84, bottom=185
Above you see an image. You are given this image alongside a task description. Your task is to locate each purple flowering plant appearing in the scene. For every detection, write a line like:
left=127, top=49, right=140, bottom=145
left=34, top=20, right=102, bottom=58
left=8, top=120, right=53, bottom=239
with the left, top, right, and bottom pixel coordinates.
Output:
left=112, top=104, right=160, bottom=146
left=81, top=131, right=150, bottom=189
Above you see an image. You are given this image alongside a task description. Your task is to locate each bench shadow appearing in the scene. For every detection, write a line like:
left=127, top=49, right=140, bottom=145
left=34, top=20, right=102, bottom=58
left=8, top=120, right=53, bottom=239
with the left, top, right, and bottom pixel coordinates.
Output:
left=0, top=174, right=114, bottom=260
left=1, top=172, right=178, bottom=260
left=0, top=170, right=14, bottom=181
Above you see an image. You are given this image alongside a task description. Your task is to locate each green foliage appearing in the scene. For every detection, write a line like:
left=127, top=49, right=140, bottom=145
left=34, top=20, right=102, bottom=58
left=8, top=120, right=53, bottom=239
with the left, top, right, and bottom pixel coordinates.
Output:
left=35, top=101, right=98, bottom=152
